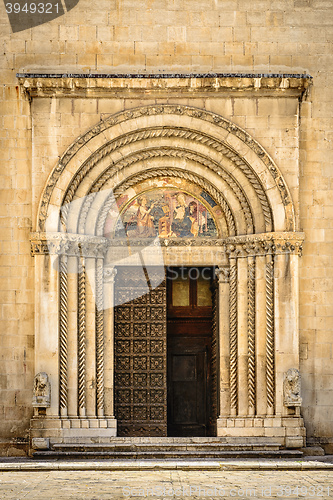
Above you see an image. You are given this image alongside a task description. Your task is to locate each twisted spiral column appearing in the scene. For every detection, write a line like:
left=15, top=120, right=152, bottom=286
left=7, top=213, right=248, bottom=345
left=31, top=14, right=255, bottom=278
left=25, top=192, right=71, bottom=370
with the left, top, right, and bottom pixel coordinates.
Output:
left=95, top=258, right=105, bottom=417
left=78, top=257, right=86, bottom=417
left=265, top=253, right=275, bottom=414
left=59, top=255, right=68, bottom=417
left=247, top=256, right=256, bottom=415
left=229, top=258, right=238, bottom=416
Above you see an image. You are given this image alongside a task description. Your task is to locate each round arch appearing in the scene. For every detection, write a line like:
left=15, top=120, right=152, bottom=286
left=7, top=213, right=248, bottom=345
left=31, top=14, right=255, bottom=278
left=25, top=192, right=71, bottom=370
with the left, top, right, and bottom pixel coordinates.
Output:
left=37, top=105, right=295, bottom=235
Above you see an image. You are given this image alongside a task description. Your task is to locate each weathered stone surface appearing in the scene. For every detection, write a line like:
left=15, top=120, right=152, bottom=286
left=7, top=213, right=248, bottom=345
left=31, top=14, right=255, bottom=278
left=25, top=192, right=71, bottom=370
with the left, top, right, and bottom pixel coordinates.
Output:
left=0, top=0, right=332, bottom=455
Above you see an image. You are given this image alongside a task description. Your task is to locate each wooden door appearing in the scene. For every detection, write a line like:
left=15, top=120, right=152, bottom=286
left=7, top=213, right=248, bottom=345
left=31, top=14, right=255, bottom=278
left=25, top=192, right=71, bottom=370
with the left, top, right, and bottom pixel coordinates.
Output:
left=167, top=267, right=214, bottom=437
left=114, top=267, right=167, bottom=436
left=168, top=329, right=211, bottom=436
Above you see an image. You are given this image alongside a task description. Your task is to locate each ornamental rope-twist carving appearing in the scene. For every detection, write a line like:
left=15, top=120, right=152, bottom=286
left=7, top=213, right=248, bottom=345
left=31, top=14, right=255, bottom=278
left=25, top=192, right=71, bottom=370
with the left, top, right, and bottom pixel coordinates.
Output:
left=265, top=254, right=275, bottom=410
left=247, top=256, right=256, bottom=412
left=93, top=168, right=236, bottom=237
left=59, top=255, right=68, bottom=413
left=95, top=259, right=105, bottom=415
left=229, top=259, right=238, bottom=413
left=60, top=128, right=271, bottom=232
left=78, top=258, right=86, bottom=412
left=77, top=147, right=253, bottom=235
left=38, top=105, right=293, bottom=232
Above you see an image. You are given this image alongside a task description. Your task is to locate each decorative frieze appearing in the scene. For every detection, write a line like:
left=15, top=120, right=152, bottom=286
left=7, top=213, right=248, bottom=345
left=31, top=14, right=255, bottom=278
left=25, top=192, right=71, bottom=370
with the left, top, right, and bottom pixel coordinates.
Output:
left=30, top=232, right=109, bottom=257
left=30, top=231, right=304, bottom=256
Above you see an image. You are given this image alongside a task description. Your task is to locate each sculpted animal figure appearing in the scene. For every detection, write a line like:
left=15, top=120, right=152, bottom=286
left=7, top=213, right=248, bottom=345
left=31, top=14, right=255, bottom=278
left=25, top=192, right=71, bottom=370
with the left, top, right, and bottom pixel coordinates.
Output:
left=283, top=368, right=302, bottom=407
left=32, top=372, right=51, bottom=407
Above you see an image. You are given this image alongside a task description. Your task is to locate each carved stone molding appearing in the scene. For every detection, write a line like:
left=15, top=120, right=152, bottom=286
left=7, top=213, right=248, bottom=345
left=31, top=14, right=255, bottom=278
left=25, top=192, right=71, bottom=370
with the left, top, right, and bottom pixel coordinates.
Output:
left=59, top=255, right=68, bottom=417
left=35, top=104, right=295, bottom=232
left=60, top=127, right=272, bottom=232
left=216, top=267, right=230, bottom=283
left=76, top=147, right=254, bottom=235
left=95, top=259, right=105, bottom=417
left=104, top=268, right=117, bottom=283
left=77, top=258, right=86, bottom=416
left=30, top=231, right=304, bottom=258
left=18, top=74, right=312, bottom=100
left=265, top=253, right=275, bottom=414
left=247, top=256, right=256, bottom=415
left=30, top=232, right=109, bottom=258
left=229, top=258, right=238, bottom=415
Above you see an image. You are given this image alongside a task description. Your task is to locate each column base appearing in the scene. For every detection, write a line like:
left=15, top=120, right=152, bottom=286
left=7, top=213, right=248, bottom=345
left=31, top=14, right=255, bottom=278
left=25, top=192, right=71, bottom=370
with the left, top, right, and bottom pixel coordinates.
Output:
left=30, top=417, right=117, bottom=451
left=216, top=416, right=306, bottom=448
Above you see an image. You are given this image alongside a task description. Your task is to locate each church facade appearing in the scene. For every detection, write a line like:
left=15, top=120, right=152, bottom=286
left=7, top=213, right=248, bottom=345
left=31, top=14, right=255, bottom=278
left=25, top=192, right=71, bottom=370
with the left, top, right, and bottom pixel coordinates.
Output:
left=0, top=1, right=332, bottom=456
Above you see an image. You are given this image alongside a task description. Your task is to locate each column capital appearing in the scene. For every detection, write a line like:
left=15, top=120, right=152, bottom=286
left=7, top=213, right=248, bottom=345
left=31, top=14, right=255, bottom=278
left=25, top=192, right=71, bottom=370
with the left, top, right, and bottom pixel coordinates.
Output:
left=216, top=266, right=230, bottom=283
left=104, top=267, right=117, bottom=283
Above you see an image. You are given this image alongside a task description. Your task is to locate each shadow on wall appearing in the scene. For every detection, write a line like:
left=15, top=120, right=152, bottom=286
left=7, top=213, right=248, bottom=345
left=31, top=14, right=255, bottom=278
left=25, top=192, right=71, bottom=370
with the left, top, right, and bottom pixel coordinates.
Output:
left=3, top=0, right=80, bottom=33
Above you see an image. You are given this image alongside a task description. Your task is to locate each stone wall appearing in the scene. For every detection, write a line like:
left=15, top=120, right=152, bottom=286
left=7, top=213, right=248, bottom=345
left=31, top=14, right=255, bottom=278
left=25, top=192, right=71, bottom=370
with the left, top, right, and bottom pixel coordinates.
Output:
left=0, top=0, right=332, bottom=453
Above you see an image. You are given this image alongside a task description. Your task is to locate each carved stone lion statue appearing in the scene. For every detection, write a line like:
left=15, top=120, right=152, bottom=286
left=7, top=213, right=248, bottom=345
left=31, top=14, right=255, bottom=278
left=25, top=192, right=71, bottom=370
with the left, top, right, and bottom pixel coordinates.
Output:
left=32, top=372, right=51, bottom=407
left=283, top=368, right=302, bottom=407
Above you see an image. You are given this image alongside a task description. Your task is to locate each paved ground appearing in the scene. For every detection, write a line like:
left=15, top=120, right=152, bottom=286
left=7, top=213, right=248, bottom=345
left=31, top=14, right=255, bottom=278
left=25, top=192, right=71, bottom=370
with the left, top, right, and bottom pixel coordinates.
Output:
left=0, top=460, right=333, bottom=500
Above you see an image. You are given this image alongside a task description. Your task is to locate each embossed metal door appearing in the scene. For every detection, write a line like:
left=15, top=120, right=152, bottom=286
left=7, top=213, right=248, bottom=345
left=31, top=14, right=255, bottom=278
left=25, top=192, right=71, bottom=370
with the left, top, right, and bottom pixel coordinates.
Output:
left=114, top=267, right=167, bottom=436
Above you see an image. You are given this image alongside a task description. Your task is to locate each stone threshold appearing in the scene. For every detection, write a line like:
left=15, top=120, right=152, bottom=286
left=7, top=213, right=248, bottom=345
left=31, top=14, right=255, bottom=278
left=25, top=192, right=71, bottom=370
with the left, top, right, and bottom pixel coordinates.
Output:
left=0, top=459, right=332, bottom=471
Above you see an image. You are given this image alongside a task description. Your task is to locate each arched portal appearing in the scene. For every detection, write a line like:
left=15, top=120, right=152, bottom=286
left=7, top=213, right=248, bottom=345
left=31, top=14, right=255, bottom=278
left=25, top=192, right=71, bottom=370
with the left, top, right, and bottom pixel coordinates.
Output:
left=30, top=105, right=305, bottom=447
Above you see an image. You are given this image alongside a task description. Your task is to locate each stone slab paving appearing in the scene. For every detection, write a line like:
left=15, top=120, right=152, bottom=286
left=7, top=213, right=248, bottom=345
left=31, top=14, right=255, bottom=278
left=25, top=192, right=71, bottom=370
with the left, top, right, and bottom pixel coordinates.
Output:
left=0, top=461, right=333, bottom=500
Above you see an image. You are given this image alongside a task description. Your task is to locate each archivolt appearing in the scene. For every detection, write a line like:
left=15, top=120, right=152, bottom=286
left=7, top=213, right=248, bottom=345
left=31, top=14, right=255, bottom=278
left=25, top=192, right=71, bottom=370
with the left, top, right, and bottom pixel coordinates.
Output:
left=38, top=105, right=295, bottom=233
left=60, top=127, right=271, bottom=233
left=74, top=147, right=254, bottom=236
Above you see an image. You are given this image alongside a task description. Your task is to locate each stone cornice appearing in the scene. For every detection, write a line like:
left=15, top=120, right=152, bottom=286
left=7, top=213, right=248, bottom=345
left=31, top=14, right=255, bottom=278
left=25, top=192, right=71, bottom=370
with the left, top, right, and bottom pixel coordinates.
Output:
left=17, top=74, right=312, bottom=100
left=30, top=231, right=304, bottom=257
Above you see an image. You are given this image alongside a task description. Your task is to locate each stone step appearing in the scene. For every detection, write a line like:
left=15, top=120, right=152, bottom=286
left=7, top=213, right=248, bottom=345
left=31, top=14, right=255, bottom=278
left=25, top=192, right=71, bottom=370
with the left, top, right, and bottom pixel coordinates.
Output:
left=52, top=442, right=282, bottom=452
left=33, top=449, right=303, bottom=459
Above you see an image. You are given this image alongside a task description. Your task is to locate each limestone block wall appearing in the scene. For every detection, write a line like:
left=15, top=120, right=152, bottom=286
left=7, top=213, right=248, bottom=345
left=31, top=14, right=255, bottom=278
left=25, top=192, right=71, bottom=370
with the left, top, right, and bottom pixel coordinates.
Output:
left=0, top=0, right=332, bottom=452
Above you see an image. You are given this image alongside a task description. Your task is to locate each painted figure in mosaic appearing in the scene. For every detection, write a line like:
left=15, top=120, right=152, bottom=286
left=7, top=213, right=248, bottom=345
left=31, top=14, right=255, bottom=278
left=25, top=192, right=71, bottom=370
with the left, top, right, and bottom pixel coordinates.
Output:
left=188, top=200, right=199, bottom=237
left=127, top=195, right=157, bottom=238
left=171, top=193, right=192, bottom=237
left=113, top=188, right=218, bottom=239
left=158, top=205, right=174, bottom=238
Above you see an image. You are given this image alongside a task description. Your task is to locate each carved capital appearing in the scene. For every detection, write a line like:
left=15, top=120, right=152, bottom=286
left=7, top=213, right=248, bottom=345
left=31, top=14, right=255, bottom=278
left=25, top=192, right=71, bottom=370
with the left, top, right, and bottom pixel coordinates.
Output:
left=30, top=232, right=109, bottom=258
left=215, top=267, right=230, bottom=283
left=104, top=267, right=118, bottom=283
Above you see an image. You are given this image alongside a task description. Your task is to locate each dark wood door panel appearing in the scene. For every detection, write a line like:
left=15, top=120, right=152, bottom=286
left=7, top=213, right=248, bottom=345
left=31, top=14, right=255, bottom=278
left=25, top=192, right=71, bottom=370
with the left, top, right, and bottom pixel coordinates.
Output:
left=167, top=334, right=211, bottom=437
left=114, top=267, right=167, bottom=437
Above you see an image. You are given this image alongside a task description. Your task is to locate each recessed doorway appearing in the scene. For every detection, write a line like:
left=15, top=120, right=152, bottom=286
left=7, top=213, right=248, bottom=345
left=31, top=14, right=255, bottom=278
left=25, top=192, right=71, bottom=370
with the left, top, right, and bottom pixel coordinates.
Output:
left=167, top=267, right=215, bottom=437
